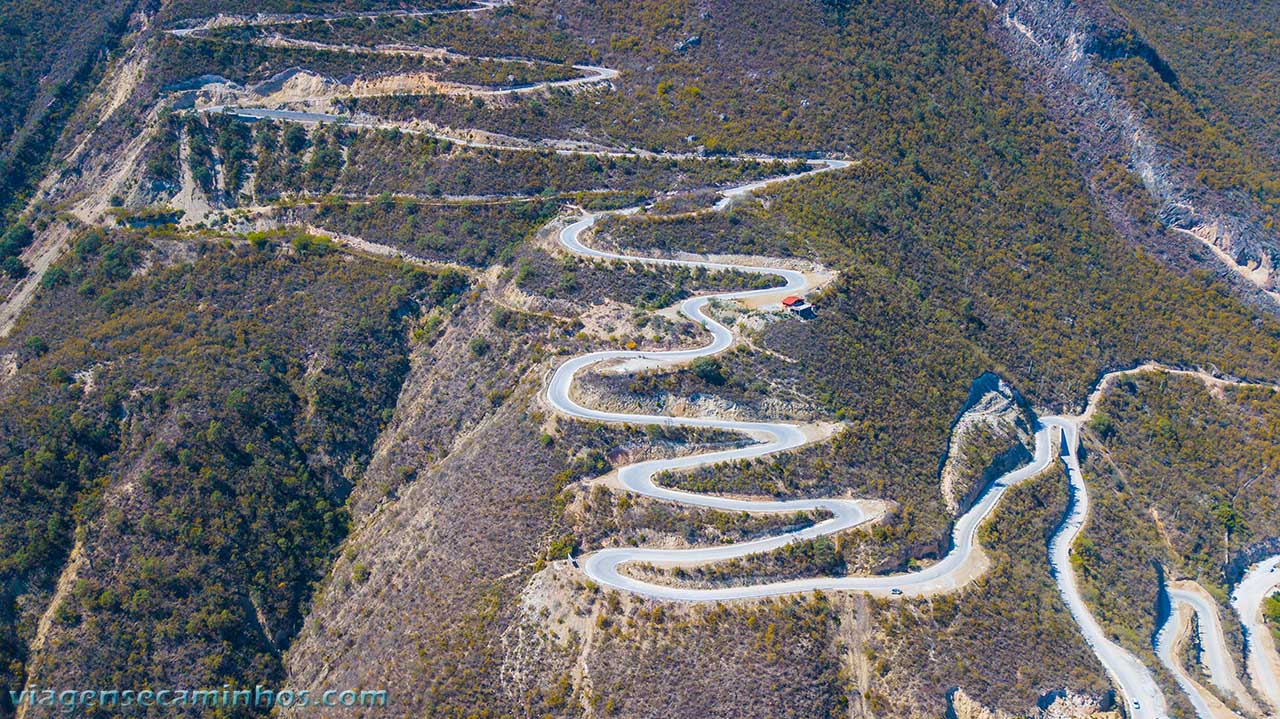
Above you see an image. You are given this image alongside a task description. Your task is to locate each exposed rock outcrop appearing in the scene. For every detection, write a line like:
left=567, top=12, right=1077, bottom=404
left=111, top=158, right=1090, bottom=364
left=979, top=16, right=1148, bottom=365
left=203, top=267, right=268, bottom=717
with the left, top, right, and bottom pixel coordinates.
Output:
left=951, top=687, right=1016, bottom=719
left=949, top=687, right=1121, bottom=719
left=980, top=0, right=1280, bottom=299
left=939, top=373, right=1034, bottom=514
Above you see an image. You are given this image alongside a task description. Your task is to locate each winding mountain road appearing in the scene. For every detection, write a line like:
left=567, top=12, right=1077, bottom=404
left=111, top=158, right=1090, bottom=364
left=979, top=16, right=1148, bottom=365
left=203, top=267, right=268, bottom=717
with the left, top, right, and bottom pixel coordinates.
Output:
left=1155, top=583, right=1258, bottom=719
left=1168, top=588, right=1250, bottom=705
left=1234, top=556, right=1280, bottom=716
left=543, top=168, right=1199, bottom=719
left=1051, top=434, right=1169, bottom=719
left=163, top=7, right=1280, bottom=714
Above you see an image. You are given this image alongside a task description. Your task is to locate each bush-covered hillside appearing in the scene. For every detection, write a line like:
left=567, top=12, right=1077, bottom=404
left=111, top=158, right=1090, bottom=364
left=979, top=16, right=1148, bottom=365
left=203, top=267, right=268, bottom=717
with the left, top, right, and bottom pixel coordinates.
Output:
left=0, top=0, right=136, bottom=224
left=3, top=0, right=1279, bottom=716
left=1110, top=0, right=1280, bottom=170
left=0, top=227, right=460, bottom=714
left=1076, top=372, right=1280, bottom=662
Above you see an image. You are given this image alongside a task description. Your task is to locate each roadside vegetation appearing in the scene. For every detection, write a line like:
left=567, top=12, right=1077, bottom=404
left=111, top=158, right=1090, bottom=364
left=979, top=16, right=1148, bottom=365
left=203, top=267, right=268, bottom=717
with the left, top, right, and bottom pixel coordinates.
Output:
left=860, top=469, right=1110, bottom=716
left=4, top=0, right=1280, bottom=714
left=152, top=35, right=583, bottom=91
left=199, top=4, right=586, bottom=66
left=1266, top=594, right=1280, bottom=644
left=293, top=197, right=559, bottom=266
left=511, top=247, right=777, bottom=310
left=157, top=0, right=463, bottom=24
left=171, top=114, right=796, bottom=206
left=1076, top=372, right=1280, bottom=664
left=571, top=485, right=826, bottom=553
left=153, top=36, right=447, bottom=86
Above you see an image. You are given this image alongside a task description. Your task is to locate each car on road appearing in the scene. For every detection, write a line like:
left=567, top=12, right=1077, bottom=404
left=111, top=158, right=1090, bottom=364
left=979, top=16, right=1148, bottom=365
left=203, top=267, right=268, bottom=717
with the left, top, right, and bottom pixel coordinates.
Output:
left=890, top=588, right=903, bottom=596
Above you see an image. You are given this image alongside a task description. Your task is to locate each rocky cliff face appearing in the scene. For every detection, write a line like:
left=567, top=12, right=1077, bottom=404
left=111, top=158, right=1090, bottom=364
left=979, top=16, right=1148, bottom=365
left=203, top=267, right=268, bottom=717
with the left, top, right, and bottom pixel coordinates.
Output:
left=980, top=0, right=1280, bottom=299
left=939, top=373, right=1034, bottom=515
left=949, top=687, right=1121, bottom=719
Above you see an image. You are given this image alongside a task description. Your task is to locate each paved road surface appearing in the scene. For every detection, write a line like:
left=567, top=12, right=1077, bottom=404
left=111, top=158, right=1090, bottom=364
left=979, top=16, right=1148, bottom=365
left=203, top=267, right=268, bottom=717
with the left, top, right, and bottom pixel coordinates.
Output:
left=1155, top=590, right=1240, bottom=719
left=1233, top=556, right=1280, bottom=716
left=545, top=163, right=1185, bottom=719
left=1050, top=429, right=1169, bottom=719
left=1155, top=583, right=1259, bottom=719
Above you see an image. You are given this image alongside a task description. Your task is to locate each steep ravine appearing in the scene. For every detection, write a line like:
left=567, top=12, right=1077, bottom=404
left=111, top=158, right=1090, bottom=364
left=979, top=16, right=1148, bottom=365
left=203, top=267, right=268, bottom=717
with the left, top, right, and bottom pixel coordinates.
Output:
left=978, top=0, right=1280, bottom=303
